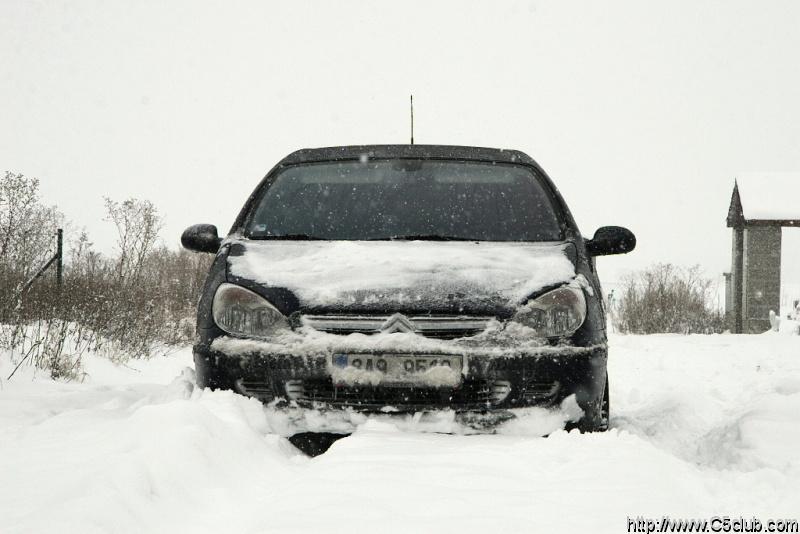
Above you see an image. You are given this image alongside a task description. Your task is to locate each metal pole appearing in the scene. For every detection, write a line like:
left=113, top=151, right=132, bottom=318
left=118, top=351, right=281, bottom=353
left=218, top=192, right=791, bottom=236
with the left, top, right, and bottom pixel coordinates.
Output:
left=12, top=229, right=65, bottom=306
left=56, top=228, right=63, bottom=287
left=16, top=255, right=58, bottom=302
left=410, top=94, right=414, bottom=145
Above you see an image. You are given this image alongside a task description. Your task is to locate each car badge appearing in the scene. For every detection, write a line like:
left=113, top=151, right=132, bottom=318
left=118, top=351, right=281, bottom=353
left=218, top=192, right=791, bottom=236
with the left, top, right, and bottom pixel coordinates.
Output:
left=379, top=313, right=418, bottom=333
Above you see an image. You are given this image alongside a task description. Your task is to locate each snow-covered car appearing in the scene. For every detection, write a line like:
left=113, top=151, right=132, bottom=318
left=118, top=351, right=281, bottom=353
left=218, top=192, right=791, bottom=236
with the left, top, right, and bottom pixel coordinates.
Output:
left=182, top=145, right=635, bottom=437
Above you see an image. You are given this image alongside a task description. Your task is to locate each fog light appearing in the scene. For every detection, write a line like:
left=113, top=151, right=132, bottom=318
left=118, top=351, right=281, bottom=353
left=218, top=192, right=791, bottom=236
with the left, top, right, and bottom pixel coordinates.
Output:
left=284, top=379, right=305, bottom=401
left=235, top=379, right=275, bottom=402
left=489, top=380, right=512, bottom=404
left=521, top=381, right=560, bottom=403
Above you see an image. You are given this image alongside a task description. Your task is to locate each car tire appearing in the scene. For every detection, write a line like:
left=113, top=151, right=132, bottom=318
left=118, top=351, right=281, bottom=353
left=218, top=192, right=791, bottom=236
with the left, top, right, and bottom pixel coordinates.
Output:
left=288, top=432, right=349, bottom=456
left=569, top=374, right=609, bottom=433
left=598, top=374, right=610, bottom=432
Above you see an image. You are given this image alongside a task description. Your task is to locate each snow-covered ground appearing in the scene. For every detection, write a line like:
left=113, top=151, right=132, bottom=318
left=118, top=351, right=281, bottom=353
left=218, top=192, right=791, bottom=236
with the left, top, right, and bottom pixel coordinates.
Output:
left=1, top=334, right=798, bottom=534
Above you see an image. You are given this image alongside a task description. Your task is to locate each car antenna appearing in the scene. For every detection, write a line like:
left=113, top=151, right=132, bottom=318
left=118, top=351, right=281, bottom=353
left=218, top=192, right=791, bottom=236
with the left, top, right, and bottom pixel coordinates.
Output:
left=410, top=94, right=414, bottom=145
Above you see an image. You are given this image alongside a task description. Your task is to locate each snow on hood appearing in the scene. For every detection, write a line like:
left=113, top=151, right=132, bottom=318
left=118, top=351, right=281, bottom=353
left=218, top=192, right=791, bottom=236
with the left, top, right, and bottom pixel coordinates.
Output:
left=227, top=240, right=576, bottom=309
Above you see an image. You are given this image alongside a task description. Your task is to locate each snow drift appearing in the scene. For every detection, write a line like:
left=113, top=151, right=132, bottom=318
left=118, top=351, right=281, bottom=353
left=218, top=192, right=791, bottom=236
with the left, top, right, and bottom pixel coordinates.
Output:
left=1, top=333, right=799, bottom=533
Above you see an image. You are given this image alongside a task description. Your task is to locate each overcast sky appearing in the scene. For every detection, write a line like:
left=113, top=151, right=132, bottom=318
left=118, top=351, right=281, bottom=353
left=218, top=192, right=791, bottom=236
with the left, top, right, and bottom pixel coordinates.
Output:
left=2, top=0, right=799, bottom=292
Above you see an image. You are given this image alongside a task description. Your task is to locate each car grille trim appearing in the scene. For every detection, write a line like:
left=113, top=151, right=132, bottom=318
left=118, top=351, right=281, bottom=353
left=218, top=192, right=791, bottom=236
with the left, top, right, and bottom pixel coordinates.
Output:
left=284, top=378, right=505, bottom=409
left=301, top=314, right=493, bottom=339
left=238, top=377, right=562, bottom=409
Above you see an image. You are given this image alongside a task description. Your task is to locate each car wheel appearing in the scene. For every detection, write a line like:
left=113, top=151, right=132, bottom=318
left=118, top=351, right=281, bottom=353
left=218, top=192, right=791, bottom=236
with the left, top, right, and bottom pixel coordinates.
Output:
left=598, top=374, right=610, bottom=432
left=288, top=432, right=349, bottom=456
left=568, top=374, right=609, bottom=433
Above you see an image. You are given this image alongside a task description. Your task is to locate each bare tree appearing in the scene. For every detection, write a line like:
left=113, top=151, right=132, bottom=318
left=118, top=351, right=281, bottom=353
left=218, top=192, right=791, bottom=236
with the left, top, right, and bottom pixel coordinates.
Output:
left=0, top=172, right=63, bottom=280
left=104, top=197, right=163, bottom=284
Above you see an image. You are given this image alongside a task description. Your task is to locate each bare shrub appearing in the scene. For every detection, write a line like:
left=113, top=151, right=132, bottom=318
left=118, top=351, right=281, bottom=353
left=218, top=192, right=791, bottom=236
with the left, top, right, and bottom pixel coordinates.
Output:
left=0, top=172, right=64, bottom=316
left=1, top=172, right=212, bottom=379
left=104, top=197, right=162, bottom=284
left=613, top=263, right=725, bottom=334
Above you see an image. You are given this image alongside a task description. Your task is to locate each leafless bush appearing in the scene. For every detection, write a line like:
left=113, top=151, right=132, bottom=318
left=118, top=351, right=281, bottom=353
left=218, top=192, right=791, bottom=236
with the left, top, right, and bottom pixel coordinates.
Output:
left=1, top=172, right=212, bottom=379
left=104, top=197, right=162, bottom=284
left=0, top=172, right=64, bottom=313
left=612, top=263, right=725, bottom=334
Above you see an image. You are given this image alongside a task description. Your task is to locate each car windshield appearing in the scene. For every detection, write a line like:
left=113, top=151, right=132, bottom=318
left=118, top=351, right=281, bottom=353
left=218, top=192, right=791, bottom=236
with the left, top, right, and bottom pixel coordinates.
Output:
left=246, top=159, right=563, bottom=241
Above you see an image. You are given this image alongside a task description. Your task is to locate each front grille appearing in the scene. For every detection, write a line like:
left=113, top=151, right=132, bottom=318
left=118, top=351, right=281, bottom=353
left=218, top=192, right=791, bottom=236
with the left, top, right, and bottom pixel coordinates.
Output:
left=235, top=378, right=509, bottom=410
left=237, top=377, right=561, bottom=409
left=290, top=378, right=507, bottom=410
left=301, top=314, right=493, bottom=340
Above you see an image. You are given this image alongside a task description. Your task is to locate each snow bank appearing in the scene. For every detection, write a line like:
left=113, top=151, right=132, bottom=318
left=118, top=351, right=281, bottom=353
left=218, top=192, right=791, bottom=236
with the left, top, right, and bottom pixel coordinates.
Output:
left=260, top=396, right=583, bottom=437
left=779, top=319, right=800, bottom=335
left=611, top=334, right=800, bottom=480
left=0, top=352, right=291, bottom=534
left=227, top=240, right=576, bottom=306
left=2, top=333, right=799, bottom=533
left=769, top=310, right=799, bottom=335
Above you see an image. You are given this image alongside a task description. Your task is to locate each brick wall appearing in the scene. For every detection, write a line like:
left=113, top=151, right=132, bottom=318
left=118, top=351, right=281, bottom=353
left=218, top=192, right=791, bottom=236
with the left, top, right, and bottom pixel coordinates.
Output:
left=742, top=226, right=782, bottom=333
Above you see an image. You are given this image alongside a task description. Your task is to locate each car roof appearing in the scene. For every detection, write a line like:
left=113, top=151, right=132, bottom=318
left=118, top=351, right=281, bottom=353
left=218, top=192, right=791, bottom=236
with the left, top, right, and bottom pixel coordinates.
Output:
left=278, top=144, right=538, bottom=166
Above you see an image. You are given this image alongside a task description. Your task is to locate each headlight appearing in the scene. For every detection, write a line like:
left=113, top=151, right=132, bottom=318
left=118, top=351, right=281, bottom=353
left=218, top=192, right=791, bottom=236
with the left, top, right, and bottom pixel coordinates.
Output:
left=513, top=285, right=587, bottom=338
left=212, top=283, right=288, bottom=338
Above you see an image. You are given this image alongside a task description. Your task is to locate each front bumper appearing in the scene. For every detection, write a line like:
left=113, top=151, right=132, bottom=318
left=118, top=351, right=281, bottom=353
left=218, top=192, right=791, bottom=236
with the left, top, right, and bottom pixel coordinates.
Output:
left=194, top=341, right=607, bottom=415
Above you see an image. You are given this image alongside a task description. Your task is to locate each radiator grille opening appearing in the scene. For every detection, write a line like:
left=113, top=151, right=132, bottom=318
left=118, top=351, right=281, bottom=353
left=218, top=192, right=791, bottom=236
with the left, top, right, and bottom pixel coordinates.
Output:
left=257, top=378, right=514, bottom=410
left=301, top=315, right=493, bottom=340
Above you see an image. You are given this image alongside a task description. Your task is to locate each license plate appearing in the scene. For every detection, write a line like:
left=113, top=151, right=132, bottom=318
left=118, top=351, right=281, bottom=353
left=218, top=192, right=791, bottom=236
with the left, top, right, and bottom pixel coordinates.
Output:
left=331, top=354, right=463, bottom=386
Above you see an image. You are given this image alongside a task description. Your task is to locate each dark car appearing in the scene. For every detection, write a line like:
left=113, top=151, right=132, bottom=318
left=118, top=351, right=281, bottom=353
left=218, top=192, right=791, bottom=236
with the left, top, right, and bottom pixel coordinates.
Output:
left=182, top=145, right=634, bottom=443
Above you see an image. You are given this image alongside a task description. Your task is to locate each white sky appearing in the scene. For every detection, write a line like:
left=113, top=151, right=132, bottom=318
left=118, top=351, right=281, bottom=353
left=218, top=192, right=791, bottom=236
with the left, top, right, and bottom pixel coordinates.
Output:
left=2, top=0, right=799, bottom=288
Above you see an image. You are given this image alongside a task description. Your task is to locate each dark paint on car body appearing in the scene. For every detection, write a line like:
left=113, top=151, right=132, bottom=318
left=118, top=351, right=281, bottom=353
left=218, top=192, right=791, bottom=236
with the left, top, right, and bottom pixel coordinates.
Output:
left=183, top=145, right=635, bottom=437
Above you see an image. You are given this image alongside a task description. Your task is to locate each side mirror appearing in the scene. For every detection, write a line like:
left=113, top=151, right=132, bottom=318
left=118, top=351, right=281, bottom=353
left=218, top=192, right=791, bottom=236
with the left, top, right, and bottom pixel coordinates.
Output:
left=586, top=226, right=636, bottom=256
left=181, top=224, right=222, bottom=254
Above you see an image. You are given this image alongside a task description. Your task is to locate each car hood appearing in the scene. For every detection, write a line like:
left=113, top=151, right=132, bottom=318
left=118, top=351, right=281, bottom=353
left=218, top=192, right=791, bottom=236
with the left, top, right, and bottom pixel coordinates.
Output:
left=226, top=240, right=577, bottom=315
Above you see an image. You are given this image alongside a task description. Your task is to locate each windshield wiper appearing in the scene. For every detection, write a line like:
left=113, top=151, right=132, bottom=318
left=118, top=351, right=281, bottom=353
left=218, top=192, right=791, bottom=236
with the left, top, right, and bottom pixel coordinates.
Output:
left=375, top=234, right=476, bottom=241
left=255, top=233, right=475, bottom=241
left=255, top=234, right=328, bottom=240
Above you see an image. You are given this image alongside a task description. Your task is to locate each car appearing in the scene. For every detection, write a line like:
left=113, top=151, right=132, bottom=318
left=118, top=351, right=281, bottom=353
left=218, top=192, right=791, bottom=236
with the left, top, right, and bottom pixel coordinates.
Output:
left=182, top=144, right=635, bottom=451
